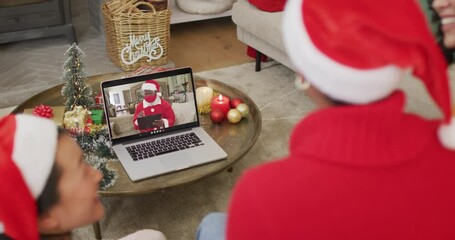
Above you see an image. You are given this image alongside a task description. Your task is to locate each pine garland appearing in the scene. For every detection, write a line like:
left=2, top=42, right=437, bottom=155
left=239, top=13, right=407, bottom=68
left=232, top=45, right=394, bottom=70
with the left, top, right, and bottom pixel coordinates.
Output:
left=75, top=128, right=117, bottom=159
left=74, top=127, right=119, bottom=190
left=84, top=154, right=118, bottom=190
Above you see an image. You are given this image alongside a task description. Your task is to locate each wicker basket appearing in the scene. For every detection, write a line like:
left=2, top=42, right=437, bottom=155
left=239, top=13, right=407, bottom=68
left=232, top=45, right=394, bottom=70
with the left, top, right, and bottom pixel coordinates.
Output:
left=102, top=1, right=171, bottom=71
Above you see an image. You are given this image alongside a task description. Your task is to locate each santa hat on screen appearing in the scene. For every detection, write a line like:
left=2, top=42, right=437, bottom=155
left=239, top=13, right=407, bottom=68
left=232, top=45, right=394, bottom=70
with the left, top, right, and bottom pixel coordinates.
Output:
left=141, top=80, right=162, bottom=97
left=282, top=0, right=455, bottom=150
left=0, top=114, right=58, bottom=240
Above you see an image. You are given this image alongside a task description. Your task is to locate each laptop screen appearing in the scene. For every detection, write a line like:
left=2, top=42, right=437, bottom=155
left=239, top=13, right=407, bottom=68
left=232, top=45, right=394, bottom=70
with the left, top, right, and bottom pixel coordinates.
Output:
left=101, top=68, right=199, bottom=143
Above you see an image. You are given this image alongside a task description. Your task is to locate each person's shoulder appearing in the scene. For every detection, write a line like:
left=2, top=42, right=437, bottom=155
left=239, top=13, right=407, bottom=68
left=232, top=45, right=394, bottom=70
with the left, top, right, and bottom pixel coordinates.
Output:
left=136, top=101, right=144, bottom=108
left=238, top=156, right=296, bottom=186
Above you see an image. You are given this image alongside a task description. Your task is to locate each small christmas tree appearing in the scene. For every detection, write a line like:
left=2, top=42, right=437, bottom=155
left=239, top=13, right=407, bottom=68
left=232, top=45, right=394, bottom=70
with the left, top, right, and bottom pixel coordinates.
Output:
left=61, top=43, right=95, bottom=111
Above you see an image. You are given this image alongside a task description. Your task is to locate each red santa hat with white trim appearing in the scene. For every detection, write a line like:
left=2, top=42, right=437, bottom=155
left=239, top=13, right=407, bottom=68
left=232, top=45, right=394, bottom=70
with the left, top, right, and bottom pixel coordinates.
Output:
left=282, top=0, right=455, bottom=150
left=0, top=114, right=58, bottom=240
left=141, top=80, right=162, bottom=97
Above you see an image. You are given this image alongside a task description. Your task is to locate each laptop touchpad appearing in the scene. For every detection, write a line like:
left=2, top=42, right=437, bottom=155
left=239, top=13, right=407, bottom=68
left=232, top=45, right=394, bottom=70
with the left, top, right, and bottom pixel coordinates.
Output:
left=159, top=153, right=190, bottom=170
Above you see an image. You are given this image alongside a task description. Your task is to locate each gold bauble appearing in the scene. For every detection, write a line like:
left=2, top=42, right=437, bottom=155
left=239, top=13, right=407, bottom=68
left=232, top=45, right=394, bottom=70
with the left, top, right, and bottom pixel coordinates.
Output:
left=227, top=109, right=242, bottom=124
left=236, top=103, right=249, bottom=117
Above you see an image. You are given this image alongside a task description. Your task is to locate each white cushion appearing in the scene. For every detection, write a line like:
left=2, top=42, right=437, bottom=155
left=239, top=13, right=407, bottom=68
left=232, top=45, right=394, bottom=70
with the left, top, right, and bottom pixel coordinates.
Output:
left=119, top=229, right=166, bottom=240
left=232, top=0, right=285, bottom=52
left=172, top=101, right=196, bottom=125
left=176, top=0, right=235, bottom=14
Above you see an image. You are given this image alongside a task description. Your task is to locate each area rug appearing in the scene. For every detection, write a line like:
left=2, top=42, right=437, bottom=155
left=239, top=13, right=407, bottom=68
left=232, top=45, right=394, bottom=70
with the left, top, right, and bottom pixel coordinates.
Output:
left=69, top=61, right=454, bottom=240
left=69, top=61, right=303, bottom=240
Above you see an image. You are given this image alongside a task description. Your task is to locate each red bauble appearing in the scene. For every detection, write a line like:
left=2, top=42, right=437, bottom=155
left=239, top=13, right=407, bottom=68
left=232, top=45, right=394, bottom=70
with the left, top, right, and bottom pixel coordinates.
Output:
left=210, top=109, right=225, bottom=123
left=230, top=98, right=244, bottom=108
left=32, top=104, right=54, bottom=118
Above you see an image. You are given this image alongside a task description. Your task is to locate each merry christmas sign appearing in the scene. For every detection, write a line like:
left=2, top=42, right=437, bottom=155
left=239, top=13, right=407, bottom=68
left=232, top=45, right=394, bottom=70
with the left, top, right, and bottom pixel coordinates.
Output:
left=121, top=32, right=164, bottom=65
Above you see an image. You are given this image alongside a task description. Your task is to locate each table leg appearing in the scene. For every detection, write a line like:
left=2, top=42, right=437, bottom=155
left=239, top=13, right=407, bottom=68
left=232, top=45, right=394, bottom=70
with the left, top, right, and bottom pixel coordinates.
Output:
left=93, top=221, right=102, bottom=239
left=255, top=51, right=262, bottom=72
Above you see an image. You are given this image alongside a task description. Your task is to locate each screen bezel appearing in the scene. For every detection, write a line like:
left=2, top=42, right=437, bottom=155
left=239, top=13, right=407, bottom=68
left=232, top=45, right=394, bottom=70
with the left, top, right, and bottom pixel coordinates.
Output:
left=101, top=67, right=200, bottom=145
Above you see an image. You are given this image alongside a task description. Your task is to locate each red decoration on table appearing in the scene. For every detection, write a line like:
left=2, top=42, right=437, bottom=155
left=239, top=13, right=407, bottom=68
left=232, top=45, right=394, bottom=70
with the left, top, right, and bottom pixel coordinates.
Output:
left=127, top=66, right=170, bottom=77
left=210, top=94, right=230, bottom=116
left=32, top=104, right=54, bottom=118
left=210, top=109, right=225, bottom=123
left=95, top=93, right=103, bottom=104
left=230, top=98, right=244, bottom=109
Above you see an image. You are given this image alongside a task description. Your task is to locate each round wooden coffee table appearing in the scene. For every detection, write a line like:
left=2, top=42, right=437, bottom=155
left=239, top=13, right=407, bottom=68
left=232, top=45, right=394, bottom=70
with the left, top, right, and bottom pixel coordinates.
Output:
left=13, top=72, right=262, bottom=239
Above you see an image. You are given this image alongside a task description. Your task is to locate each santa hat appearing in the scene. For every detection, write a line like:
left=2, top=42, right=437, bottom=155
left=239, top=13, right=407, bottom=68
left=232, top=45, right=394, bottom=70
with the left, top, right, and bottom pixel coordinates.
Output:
left=0, top=114, right=58, bottom=240
left=141, top=80, right=162, bottom=97
left=282, top=0, right=455, bottom=150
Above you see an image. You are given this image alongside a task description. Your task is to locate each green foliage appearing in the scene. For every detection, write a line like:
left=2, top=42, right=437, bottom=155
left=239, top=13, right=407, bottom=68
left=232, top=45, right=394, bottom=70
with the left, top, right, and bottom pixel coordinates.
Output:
left=84, top=154, right=118, bottom=190
left=61, top=43, right=95, bottom=111
left=75, top=126, right=118, bottom=190
left=75, top=128, right=117, bottom=159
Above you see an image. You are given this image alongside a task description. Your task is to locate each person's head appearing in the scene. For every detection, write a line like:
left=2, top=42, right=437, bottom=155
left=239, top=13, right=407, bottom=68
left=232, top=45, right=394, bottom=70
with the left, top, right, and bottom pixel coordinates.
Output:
left=142, top=80, right=162, bottom=103
left=294, top=75, right=346, bottom=109
left=0, top=114, right=104, bottom=239
left=432, top=0, right=455, bottom=48
left=282, top=0, right=455, bottom=149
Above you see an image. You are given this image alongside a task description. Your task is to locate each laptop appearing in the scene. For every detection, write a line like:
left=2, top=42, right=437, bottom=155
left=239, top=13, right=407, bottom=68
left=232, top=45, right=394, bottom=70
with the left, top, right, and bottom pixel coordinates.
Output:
left=101, top=67, right=228, bottom=181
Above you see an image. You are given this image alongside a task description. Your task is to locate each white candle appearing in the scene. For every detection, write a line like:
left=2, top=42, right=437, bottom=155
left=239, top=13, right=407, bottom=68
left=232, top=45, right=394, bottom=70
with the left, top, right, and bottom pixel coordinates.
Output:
left=195, top=87, right=214, bottom=108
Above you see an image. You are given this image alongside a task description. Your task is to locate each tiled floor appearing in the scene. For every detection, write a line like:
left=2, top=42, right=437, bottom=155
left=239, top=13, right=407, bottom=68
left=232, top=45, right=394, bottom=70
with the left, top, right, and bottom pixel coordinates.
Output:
left=0, top=10, right=120, bottom=108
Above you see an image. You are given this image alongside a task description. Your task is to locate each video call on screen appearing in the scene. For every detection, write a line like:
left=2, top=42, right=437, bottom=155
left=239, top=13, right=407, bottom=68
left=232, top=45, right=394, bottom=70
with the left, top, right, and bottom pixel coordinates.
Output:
left=104, top=73, right=197, bottom=139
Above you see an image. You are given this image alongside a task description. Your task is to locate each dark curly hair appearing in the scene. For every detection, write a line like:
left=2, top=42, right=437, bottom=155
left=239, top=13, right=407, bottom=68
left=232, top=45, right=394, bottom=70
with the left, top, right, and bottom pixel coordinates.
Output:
left=36, top=128, right=67, bottom=215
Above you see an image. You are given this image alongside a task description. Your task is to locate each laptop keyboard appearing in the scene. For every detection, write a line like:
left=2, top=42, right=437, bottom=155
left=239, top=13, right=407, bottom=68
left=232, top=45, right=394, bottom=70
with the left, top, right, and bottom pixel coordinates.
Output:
left=126, top=132, right=205, bottom=161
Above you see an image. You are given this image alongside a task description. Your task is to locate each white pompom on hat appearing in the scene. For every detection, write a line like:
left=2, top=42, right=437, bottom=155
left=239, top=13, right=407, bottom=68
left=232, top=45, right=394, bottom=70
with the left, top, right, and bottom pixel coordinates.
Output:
left=0, top=114, right=58, bottom=240
left=282, top=0, right=455, bottom=150
left=141, top=80, right=162, bottom=97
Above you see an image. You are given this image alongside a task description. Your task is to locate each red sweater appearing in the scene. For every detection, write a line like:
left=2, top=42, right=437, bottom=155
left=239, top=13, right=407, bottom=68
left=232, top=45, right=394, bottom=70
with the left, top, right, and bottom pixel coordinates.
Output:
left=227, top=91, right=455, bottom=240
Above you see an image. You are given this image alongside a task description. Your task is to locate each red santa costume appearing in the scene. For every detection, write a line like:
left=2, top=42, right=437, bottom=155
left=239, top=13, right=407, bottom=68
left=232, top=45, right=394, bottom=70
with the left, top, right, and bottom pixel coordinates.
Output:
left=133, top=80, right=175, bottom=132
left=227, top=0, right=455, bottom=239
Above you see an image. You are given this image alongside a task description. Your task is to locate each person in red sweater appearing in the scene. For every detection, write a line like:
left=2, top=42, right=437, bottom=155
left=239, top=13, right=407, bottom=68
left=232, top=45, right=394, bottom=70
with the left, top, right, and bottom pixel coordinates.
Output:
left=133, top=80, right=175, bottom=132
left=196, top=0, right=455, bottom=239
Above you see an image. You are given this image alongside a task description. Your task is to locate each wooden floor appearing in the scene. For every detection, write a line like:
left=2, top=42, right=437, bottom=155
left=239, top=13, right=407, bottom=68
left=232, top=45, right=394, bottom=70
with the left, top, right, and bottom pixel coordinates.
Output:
left=169, top=17, right=253, bottom=72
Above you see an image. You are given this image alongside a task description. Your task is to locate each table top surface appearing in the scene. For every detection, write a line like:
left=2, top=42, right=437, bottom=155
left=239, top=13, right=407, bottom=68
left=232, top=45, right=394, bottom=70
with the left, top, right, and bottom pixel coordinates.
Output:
left=13, top=72, right=262, bottom=196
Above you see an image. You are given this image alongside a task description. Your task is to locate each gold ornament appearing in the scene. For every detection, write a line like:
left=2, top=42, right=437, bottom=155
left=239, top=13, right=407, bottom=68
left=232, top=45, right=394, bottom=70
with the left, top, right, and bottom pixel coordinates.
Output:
left=87, top=124, right=107, bottom=134
left=227, top=109, right=242, bottom=124
left=63, top=106, right=89, bottom=129
left=236, top=103, right=249, bottom=117
left=198, top=104, right=211, bottom=114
